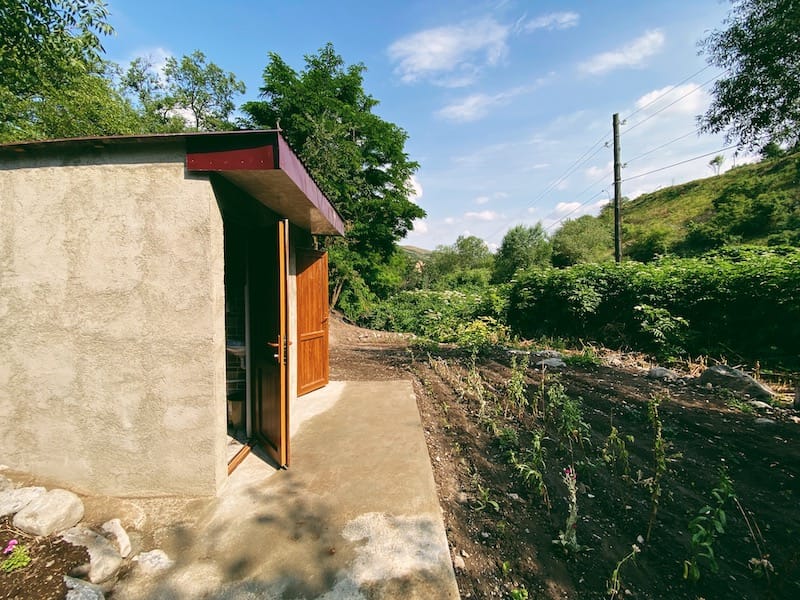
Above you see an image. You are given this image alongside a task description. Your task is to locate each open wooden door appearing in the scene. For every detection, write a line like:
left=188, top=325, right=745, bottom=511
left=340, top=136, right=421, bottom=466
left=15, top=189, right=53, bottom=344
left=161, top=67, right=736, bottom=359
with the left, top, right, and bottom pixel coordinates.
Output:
left=251, top=219, right=290, bottom=467
left=297, top=249, right=329, bottom=396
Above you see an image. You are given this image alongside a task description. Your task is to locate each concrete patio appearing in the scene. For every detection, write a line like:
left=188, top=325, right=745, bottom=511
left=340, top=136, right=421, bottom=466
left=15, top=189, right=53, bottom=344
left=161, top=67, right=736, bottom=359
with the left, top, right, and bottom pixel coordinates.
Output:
left=113, top=380, right=459, bottom=599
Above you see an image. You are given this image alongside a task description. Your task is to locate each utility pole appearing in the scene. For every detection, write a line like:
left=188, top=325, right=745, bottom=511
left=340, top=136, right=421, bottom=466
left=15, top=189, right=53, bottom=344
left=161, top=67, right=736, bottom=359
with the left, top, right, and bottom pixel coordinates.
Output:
left=612, top=113, right=623, bottom=263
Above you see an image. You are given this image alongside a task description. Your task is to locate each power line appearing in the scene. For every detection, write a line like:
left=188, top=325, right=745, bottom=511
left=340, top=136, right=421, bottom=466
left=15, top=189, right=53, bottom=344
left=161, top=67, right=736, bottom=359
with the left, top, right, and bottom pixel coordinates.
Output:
left=623, top=71, right=725, bottom=135
left=622, top=144, right=739, bottom=183
left=625, top=128, right=702, bottom=165
left=621, top=65, right=713, bottom=122
left=485, top=133, right=611, bottom=243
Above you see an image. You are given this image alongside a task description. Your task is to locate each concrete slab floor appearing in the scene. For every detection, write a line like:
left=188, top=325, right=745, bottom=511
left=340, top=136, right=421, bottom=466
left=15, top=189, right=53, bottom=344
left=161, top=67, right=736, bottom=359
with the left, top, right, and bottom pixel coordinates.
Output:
left=114, top=380, right=460, bottom=600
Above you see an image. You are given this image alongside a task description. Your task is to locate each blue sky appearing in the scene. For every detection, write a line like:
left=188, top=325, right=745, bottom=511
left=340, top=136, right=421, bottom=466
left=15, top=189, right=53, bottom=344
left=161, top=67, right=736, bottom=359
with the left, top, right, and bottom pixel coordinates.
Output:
left=103, top=0, right=743, bottom=250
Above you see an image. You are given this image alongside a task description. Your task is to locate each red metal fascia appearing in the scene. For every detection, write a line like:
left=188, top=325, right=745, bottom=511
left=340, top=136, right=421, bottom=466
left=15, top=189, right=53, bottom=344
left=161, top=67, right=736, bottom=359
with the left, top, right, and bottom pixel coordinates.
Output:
left=186, top=145, right=275, bottom=171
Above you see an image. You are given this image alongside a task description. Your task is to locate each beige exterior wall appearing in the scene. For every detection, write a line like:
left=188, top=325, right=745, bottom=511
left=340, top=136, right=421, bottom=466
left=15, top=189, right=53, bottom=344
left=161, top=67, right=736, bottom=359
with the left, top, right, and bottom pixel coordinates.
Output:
left=0, top=147, right=227, bottom=496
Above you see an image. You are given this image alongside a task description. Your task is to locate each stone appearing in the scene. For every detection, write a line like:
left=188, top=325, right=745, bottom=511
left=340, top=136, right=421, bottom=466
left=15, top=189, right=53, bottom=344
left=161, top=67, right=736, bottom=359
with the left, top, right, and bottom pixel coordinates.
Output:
left=452, top=554, right=466, bottom=570
left=696, top=365, right=774, bottom=400
left=747, top=400, right=773, bottom=411
left=62, top=526, right=123, bottom=584
left=535, top=357, right=566, bottom=369
left=0, top=475, right=12, bottom=492
left=133, top=549, right=174, bottom=574
left=13, top=489, right=84, bottom=536
left=646, top=367, right=680, bottom=382
left=0, top=486, right=45, bottom=517
left=533, top=350, right=563, bottom=360
left=101, top=518, right=131, bottom=558
left=755, top=417, right=777, bottom=426
left=64, top=576, right=105, bottom=600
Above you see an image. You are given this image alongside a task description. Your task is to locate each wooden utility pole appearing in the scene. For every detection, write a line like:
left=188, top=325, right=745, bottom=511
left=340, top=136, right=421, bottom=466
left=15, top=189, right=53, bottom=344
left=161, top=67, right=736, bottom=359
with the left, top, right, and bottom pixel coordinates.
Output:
left=613, top=113, right=623, bottom=263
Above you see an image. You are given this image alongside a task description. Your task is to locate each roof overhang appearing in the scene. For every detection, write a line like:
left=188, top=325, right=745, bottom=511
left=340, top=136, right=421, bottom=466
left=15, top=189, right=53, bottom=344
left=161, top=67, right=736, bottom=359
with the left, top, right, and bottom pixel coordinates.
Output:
left=0, top=130, right=345, bottom=236
left=186, top=131, right=344, bottom=236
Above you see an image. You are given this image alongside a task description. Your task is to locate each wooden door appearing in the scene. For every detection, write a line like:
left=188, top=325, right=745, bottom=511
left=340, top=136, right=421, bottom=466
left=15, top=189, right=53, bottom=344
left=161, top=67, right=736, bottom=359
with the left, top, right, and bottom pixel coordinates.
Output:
left=296, top=249, right=329, bottom=396
left=251, top=220, right=290, bottom=467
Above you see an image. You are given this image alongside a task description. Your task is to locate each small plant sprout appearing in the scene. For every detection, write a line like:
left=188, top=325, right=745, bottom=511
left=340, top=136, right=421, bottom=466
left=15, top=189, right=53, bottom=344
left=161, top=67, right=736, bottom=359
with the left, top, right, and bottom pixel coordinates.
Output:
left=601, top=424, right=634, bottom=476
left=510, top=586, right=529, bottom=600
left=553, top=466, right=585, bottom=554
left=683, top=467, right=735, bottom=582
left=505, top=353, right=529, bottom=418
left=645, top=395, right=681, bottom=542
left=1, top=542, right=31, bottom=573
left=474, top=483, right=500, bottom=513
left=607, top=544, right=641, bottom=599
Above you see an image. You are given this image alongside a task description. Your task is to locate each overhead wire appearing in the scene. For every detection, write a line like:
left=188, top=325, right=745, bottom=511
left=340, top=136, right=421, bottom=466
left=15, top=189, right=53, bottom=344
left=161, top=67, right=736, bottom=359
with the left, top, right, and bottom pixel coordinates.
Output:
left=625, top=128, right=702, bottom=165
left=621, top=64, right=713, bottom=122
left=622, top=144, right=739, bottom=183
left=623, top=71, right=725, bottom=135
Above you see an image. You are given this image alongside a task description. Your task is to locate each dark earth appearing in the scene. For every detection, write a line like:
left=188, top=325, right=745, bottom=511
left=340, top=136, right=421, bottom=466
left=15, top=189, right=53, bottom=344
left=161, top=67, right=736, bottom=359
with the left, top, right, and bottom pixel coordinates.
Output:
left=2, top=313, right=797, bottom=599
left=329, top=313, right=800, bottom=600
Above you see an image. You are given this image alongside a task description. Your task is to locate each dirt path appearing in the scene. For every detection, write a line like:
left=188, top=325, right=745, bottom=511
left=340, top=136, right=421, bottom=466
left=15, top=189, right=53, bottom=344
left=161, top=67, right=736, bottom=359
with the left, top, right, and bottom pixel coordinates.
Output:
left=329, top=313, right=800, bottom=600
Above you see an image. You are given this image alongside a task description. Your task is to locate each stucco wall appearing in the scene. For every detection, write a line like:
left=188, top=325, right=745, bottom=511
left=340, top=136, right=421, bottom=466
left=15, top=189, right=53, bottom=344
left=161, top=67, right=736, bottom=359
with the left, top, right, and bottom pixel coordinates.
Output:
left=0, top=147, right=227, bottom=496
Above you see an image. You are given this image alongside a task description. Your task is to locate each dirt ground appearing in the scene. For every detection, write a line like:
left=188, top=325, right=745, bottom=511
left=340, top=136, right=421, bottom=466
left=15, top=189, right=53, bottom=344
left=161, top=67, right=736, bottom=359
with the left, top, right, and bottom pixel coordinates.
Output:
left=3, top=313, right=797, bottom=599
left=329, top=313, right=800, bottom=600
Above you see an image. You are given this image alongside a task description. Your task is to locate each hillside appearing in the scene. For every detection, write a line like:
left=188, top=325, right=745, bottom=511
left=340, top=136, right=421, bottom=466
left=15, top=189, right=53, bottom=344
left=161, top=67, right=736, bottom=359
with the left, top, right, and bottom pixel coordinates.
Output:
left=400, top=244, right=433, bottom=263
left=619, top=150, right=800, bottom=260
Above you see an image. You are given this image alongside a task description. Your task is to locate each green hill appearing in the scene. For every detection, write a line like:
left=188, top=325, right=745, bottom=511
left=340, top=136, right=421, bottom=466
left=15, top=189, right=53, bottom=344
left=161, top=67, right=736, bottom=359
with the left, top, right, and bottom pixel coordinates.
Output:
left=618, top=150, right=800, bottom=260
left=400, top=245, right=433, bottom=263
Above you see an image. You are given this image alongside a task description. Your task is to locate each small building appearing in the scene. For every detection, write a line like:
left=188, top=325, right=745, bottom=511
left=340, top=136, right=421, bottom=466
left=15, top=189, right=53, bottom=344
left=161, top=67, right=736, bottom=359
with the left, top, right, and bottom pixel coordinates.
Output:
left=0, top=131, right=344, bottom=496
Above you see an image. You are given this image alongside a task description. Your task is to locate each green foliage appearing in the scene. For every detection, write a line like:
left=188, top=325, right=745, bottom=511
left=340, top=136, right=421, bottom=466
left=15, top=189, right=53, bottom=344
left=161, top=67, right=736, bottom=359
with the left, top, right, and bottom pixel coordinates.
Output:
left=1, top=544, right=31, bottom=573
left=509, top=247, right=800, bottom=367
left=367, top=286, right=509, bottom=346
left=474, top=483, right=500, bottom=513
left=684, top=468, right=736, bottom=581
left=510, top=586, right=529, bottom=600
left=551, top=213, right=614, bottom=266
left=644, top=396, right=681, bottom=542
left=492, top=223, right=551, bottom=283
left=122, top=50, right=245, bottom=131
left=0, top=0, right=143, bottom=141
left=508, top=431, right=549, bottom=506
left=422, top=235, right=493, bottom=290
left=242, top=44, right=424, bottom=318
left=564, top=346, right=602, bottom=368
left=505, top=354, right=529, bottom=416
left=699, top=0, right=800, bottom=149
left=601, top=426, right=633, bottom=475
left=553, top=466, right=585, bottom=554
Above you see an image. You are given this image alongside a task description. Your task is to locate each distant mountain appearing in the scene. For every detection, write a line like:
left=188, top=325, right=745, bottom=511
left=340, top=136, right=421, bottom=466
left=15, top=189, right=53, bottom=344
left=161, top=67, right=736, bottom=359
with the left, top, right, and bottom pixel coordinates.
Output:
left=400, top=245, right=433, bottom=263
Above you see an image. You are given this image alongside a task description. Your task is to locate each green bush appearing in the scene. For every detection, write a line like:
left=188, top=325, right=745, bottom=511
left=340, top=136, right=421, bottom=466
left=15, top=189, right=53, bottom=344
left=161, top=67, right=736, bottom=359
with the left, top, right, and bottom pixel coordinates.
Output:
left=509, top=247, right=800, bottom=366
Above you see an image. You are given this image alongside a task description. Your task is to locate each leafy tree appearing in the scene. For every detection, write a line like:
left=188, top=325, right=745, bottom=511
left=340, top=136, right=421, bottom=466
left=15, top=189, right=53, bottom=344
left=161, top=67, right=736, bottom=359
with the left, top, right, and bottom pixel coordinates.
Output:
left=708, top=154, right=725, bottom=175
left=492, top=224, right=551, bottom=283
left=0, top=0, right=112, bottom=98
left=242, top=43, right=424, bottom=316
left=0, top=0, right=138, bottom=141
left=422, top=235, right=493, bottom=290
left=122, top=51, right=245, bottom=131
left=699, top=0, right=800, bottom=149
left=551, top=214, right=613, bottom=266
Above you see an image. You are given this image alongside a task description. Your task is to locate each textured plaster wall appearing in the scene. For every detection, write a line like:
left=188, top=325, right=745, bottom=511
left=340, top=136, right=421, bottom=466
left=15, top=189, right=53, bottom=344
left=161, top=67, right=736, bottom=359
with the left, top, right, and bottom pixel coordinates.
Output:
left=0, top=148, right=227, bottom=496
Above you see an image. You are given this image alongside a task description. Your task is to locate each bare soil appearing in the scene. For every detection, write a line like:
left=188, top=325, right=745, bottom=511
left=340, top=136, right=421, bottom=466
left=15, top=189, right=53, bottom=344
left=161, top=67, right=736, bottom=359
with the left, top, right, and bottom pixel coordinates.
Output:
left=0, top=517, right=89, bottom=600
left=329, top=313, right=800, bottom=600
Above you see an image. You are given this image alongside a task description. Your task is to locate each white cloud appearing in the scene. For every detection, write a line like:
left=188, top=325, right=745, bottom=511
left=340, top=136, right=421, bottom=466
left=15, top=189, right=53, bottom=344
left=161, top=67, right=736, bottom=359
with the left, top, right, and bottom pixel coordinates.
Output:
left=475, top=195, right=490, bottom=204
left=585, top=162, right=613, bottom=179
left=555, top=201, right=581, bottom=214
left=408, top=175, right=424, bottom=203
left=444, top=217, right=456, bottom=225
left=388, top=18, right=509, bottom=86
left=633, top=83, right=711, bottom=118
left=524, top=11, right=579, bottom=32
left=410, top=219, right=428, bottom=234
left=579, top=30, right=665, bottom=75
left=465, top=210, right=500, bottom=221
left=437, top=86, right=529, bottom=122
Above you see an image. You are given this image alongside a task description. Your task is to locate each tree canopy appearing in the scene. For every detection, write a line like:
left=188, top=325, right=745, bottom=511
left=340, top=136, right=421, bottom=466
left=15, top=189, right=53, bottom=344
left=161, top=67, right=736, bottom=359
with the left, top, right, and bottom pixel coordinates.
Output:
left=492, top=224, right=551, bottom=283
left=122, top=51, right=245, bottom=131
left=242, top=43, right=424, bottom=314
left=699, top=0, right=800, bottom=149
